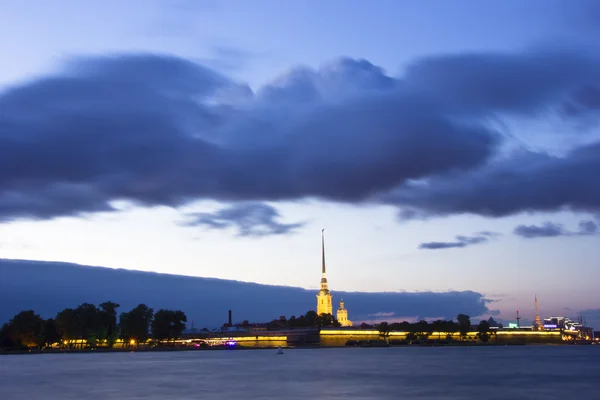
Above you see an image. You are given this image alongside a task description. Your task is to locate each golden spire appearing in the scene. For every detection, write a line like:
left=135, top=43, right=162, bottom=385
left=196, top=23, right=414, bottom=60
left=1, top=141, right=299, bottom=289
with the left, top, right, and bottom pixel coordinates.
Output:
left=321, top=229, right=326, bottom=274
left=534, top=295, right=543, bottom=330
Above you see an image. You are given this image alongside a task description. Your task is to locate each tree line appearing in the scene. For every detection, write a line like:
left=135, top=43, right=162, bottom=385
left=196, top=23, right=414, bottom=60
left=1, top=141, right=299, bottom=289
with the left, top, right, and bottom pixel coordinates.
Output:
left=0, top=302, right=187, bottom=350
left=370, top=314, right=493, bottom=342
left=238, top=312, right=493, bottom=342
left=2, top=305, right=494, bottom=351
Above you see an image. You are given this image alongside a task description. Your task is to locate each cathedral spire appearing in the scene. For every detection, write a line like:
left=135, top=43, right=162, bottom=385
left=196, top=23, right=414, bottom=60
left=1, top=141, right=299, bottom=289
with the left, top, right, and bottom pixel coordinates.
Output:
left=321, top=229, right=326, bottom=275
left=316, top=229, right=332, bottom=316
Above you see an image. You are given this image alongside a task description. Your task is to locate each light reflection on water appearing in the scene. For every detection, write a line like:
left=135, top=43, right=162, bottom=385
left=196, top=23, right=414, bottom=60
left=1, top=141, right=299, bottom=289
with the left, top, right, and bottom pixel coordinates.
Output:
left=1, top=346, right=599, bottom=399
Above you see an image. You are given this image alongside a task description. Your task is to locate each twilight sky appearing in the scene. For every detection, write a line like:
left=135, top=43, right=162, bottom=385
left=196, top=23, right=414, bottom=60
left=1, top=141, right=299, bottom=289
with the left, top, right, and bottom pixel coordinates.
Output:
left=1, top=0, right=600, bottom=326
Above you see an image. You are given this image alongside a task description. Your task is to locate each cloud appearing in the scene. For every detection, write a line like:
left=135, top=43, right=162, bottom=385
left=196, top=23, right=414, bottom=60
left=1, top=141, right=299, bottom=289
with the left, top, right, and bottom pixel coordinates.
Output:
left=579, top=308, right=600, bottom=331
left=181, top=202, right=304, bottom=237
left=387, top=142, right=600, bottom=219
left=514, top=219, right=598, bottom=239
left=0, top=259, right=491, bottom=326
left=1, top=46, right=600, bottom=222
left=419, top=231, right=497, bottom=250
left=514, top=222, right=567, bottom=239
left=368, top=311, right=395, bottom=317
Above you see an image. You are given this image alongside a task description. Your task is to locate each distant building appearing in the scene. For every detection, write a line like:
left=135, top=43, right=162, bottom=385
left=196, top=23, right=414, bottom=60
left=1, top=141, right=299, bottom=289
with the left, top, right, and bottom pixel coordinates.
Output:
left=487, top=316, right=502, bottom=329
left=337, top=299, right=352, bottom=327
left=543, top=316, right=583, bottom=331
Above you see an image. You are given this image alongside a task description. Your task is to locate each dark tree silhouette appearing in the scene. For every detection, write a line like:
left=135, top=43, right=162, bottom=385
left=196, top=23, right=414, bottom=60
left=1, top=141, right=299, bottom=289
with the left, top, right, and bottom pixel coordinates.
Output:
left=7, top=310, right=45, bottom=349
left=0, top=323, right=15, bottom=349
left=98, top=301, right=120, bottom=347
left=151, top=309, right=187, bottom=344
left=477, top=320, right=491, bottom=342
left=74, top=303, right=101, bottom=347
left=56, top=308, right=79, bottom=346
left=42, top=318, right=60, bottom=348
left=120, top=304, right=153, bottom=347
left=315, top=313, right=338, bottom=327
left=457, top=314, right=471, bottom=341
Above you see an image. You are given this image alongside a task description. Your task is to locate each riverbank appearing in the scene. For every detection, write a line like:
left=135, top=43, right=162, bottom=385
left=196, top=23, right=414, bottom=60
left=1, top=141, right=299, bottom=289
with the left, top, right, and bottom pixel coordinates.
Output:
left=3, top=340, right=594, bottom=356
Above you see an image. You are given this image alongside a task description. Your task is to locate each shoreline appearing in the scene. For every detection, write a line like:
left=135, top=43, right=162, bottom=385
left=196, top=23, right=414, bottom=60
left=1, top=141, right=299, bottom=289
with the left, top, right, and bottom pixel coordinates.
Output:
left=2, top=341, right=593, bottom=356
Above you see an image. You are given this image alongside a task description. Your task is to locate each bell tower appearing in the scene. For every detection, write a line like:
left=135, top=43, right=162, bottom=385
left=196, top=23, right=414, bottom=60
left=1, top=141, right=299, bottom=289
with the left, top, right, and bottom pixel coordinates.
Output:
left=337, top=298, right=353, bottom=327
left=316, top=229, right=333, bottom=316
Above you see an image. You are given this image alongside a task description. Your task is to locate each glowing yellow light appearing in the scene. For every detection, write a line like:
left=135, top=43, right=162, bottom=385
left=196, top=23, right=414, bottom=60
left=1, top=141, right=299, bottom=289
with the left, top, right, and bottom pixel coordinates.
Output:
left=320, top=330, right=380, bottom=335
left=129, top=339, right=136, bottom=346
left=496, top=331, right=560, bottom=336
left=63, top=340, right=68, bottom=345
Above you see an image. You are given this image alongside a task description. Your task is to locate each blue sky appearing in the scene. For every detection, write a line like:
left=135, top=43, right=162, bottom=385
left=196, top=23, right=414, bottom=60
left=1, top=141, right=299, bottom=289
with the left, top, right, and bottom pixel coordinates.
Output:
left=1, top=0, right=599, bottom=326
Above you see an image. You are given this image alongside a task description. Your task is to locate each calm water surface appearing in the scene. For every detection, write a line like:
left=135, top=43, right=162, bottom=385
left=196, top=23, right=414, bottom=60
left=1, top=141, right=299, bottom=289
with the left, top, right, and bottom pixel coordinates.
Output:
left=1, top=346, right=599, bottom=399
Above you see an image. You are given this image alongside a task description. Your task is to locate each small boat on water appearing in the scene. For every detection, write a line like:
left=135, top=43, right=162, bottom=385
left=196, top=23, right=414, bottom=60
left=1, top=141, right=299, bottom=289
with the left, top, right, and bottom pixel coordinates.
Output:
left=276, top=346, right=284, bottom=355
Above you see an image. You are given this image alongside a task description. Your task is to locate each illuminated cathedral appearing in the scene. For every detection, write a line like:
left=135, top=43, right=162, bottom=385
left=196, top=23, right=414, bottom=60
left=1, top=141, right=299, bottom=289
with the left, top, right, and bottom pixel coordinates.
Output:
left=317, top=229, right=352, bottom=327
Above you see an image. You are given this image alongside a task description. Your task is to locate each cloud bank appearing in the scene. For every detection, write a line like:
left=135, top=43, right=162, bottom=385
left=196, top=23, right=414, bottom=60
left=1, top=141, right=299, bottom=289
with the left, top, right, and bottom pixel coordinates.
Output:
left=1, top=47, right=600, bottom=224
left=0, top=259, right=490, bottom=326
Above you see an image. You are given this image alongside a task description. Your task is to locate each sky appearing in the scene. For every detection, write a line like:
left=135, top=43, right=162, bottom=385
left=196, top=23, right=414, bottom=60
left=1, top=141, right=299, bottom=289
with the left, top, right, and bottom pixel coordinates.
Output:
left=1, top=0, right=600, bottom=327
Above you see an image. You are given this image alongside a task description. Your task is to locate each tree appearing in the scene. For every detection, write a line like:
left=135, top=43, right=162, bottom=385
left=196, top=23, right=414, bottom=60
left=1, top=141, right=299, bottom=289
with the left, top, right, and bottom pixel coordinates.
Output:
left=457, top=314, right=471, bottom=341
left=376, top=322, right=390, bottom=342
left=120, top=304, right=153, bottom=347
left=98, top=301, right=120, bottom=347
left=56, top=308, right=79, bottom=346
left=42, top=318, right=61, bottom=347
left=151, top=309, right=187, bottom=344
left=74, top=303, right=102, bottom=347
left=304, top=310, right=318, bottom=325
left=8, top=310, right=45, bottom=349
left=0, top=323, right=16, bottom=349
left=376, top=321, right=389, bottom=332
left=414, top=320, right=432, bottom=341
left=405, top=332, right=418, bottom=342
left=477, top=320, right=491, bottom=343
left=314, top=313, right=336, bottom=327
left=431, top=320, right=444, bottom=340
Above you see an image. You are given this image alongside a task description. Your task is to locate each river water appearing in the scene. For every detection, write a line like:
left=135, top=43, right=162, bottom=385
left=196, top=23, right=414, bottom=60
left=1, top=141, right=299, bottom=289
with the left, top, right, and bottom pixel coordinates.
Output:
left=1, top=346, right=599, bottom=399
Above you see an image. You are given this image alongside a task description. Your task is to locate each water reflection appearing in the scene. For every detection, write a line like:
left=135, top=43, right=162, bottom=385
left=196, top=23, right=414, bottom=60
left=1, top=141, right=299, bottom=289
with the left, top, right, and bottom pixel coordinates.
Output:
left=1, top=347, right=599, bottom=399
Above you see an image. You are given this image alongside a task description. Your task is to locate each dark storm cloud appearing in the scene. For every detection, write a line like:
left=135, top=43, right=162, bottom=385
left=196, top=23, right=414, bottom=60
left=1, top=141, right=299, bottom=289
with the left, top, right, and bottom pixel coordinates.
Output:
left=419, top=232, right=496, bottom=250
left=1, top=47, right=600, bottom=222
left=0, top=259, right=491, bottom=326
left=181, top=202, right=304, bottom=237
left=513, top=220, right=598, bottom=239
left=402, top=49, right=600, bottom=116
left=387, top=142, right=600, bottom=219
